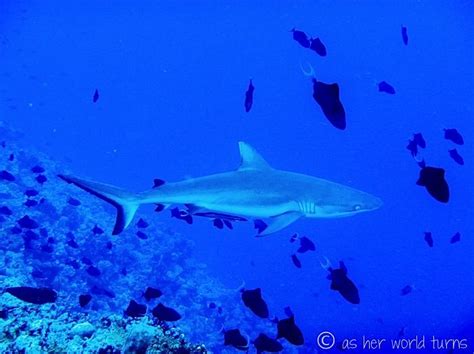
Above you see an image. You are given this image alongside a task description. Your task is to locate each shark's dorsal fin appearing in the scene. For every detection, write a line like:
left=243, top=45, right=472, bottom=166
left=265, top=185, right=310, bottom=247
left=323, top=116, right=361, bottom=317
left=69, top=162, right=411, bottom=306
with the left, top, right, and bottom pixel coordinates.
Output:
left=238, top=142, right=272, bottom=171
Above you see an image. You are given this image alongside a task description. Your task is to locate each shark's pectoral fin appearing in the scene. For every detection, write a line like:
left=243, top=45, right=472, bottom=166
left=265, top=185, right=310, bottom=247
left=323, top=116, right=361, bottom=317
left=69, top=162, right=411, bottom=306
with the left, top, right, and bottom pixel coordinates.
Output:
left=255, top=212, right=302, bottom=236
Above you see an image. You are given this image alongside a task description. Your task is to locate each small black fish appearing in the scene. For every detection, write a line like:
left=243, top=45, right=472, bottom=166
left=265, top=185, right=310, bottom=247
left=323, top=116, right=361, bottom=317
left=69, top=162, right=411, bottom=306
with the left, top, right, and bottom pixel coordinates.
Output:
left=152, top=303, right=181, bottom=321
left=86, top=265, right=101, bottom=277
left=213, top=218, right=224, bottom=229
left=291, top=254, right=302, bottom=269
left=241, top=288, right=269, bottom=318
left=153, top=178, right=165, bottom=188
left=312, top=78, right=346, bottom=130
left=400, top=285, right=413, bottom=296
left=448, top=149, right=464, bottom=165
left=276, top=315, right=304, bottom=345
left=406, top=139, right=418, bottom=157
left=136, top=218, right=149, bottom=228
left=416, top=165, right=449, bottom=203
left=291, top=28, right=311, bottom=48
left=67, top=239, right=79, bottom=249
left=450, top=232, right=461, bottom=244
left=81, top=257, right=93, bottom=266
left=224, top=328, right=249, bottom=350
left=93, top=89, right=99, bottom=103
left=0, top=170, right=15, bottom=181
left=253, top=333, right=283, bottom=353
left=297, top=236, right=315, bottom=253
left=401, top=26, right=408, bottom=45
left=136, top=231, right=148, bottom=240
left=424, top=232, right=433, bottom=247
left=36, top=175, right=47, bottom=184
left=143, top=287, right=162, bottom=301
left=154, top=203, right=165, bottom=212
left=413, top=133, right=426, bottom=148
left=25, top=189, right=39, bottom=197
left=208, top=302, right=216, bottom=309
left=79, top=294, right=92, bottom=307
left=31, top=165, right=45, bottom=174
left=18, top=215, right=39, bottom=229
left=444, top=128, right=464, bottom=145
left=5, top=286, right=57, bottom=304
left=0, top=206, right=12, bottom=215
left=125, top=300, right=147, bottom=317
left=170, top=207, right=193, bottom=224
left=244, top=79, right=254, bottom=113
left=68, top=197, right=81, bottom=206
left=8, top=153, right=14, bottom=161
left=254, top=219, right=267, bottom=234
left=24, top=199, right=38, bottom=207
left=327, top=261, right=360, bottom=304
left=310, top=37, right=327, bottom=56
left=378, top=81, right=396, bottom=94
left=92, top=225, right=104, bottom=235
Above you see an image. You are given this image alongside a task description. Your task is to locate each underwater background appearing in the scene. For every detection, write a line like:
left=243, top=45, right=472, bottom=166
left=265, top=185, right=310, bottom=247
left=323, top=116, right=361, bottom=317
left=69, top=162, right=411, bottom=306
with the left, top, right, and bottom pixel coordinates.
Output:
left=0, top=0, right=473, bottom=353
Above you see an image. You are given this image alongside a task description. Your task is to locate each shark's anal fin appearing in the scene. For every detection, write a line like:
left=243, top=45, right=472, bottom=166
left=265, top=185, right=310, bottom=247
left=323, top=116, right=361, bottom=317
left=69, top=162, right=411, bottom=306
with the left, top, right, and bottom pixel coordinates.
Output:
left=256, top=211, right=302, bottom=236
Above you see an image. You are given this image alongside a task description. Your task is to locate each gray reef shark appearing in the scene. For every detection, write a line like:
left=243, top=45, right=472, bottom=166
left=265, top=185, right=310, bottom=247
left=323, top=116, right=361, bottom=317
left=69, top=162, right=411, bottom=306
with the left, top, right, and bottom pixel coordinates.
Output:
left=59, top=142, right=382, bottom=236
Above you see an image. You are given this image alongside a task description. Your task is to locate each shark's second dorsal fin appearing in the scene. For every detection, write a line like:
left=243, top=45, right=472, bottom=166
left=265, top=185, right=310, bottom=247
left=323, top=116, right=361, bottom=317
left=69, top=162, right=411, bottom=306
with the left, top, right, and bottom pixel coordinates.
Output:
left=238, top=142, right=272, bottom=171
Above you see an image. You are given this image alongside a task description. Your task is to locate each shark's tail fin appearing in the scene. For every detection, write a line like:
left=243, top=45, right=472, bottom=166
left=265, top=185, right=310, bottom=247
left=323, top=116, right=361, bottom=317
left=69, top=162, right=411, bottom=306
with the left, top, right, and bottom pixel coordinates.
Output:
left=58, top=174, right=139, bottom=235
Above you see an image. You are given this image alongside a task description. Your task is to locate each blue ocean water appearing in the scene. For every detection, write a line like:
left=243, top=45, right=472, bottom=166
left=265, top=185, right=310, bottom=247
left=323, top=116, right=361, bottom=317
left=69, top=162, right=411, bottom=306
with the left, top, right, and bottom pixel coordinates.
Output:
left=1, top=0, right=473, bottom=353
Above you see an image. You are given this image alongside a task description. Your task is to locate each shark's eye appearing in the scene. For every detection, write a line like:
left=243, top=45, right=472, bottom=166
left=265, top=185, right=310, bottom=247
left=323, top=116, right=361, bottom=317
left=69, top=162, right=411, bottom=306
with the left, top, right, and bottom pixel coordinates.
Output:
left=353, top=204, right=362, bottom=211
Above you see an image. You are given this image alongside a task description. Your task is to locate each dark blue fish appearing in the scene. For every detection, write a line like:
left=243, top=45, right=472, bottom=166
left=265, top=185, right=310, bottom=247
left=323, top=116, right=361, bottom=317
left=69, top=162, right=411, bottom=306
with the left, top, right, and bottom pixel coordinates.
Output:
left=92, top=225, right=104, bottom=235
left=297, top=236, right=315, bottom=253
left=67, top=239, right=79, bottom=249
left=244, top=79, right=254, bottom=113
left=25, top=189, right=39, bottom=197
left=223, top=328, right=249, bottom=350
left=68, top=197, right=81, bottom=206
left=378, top=81, right=396, bottom=94
left=448, top=149, right=464, bottom=165
left=254, top=219, right=267, bottom=234
left=5, top=286, right=57, bottom=304
left=241, top=288, right=269, bottom=318
left=86, top=266, right=101, bottom=277
left=18, top=215, right=39, bottom=229
left=136, top=231, right=148, bottom=240
left=291, top=254, right=302, bottom=269
left=401, top=26, right=408, bottom=45
left=31, top=166, right=45, bottom=174
left=276, top=315, right=304, bottom=345
left=8, top=153, right=14, bottom=161
left=213, top=218, right=224, bottom=229
left=81, top=257, right=93, bottom=266
left=0, top=206, right=12, bottom=216
left=0, top=170, right=15, bottom=181
left=24, top=199, right=38, bottom=207
left=143, top=287, right=162, bottom=301
left=416, top=165, right=449, bottom=203
left=125, top=300, right=147, bottom=317
left=253, top=333, right=283, bottom=353
left=154, top=203, right=165, bottom=212
left=310, top=37, right=327, bottom=56
left=327, top=261, right=360, bottom=304
left=291, top=28, right=311, bottom=48
left=424, top=232, right=433, bottom=247
left=413, top=133, right=426, bottom=148
left=400, top=285, right=413, bottom=296
left=93, top=89, right=99, bottom=103
left=444, top=128, right=464, bottom=145
left=152, top=178, right=165, bottom=188
left=170, top=207, right=193, bottom=224
left=136, top=218, right=149, bottom=228
left=152, top=303, right=181, bottom=322
left=450, top=232, right=461, bottom=244
left=312, top=78, right=346, bottom=130
left=79, top=294, right=92, bottom=307
left=208, top=302, right=217, bottom=309
left=36, top=175, right=47, bottom=184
